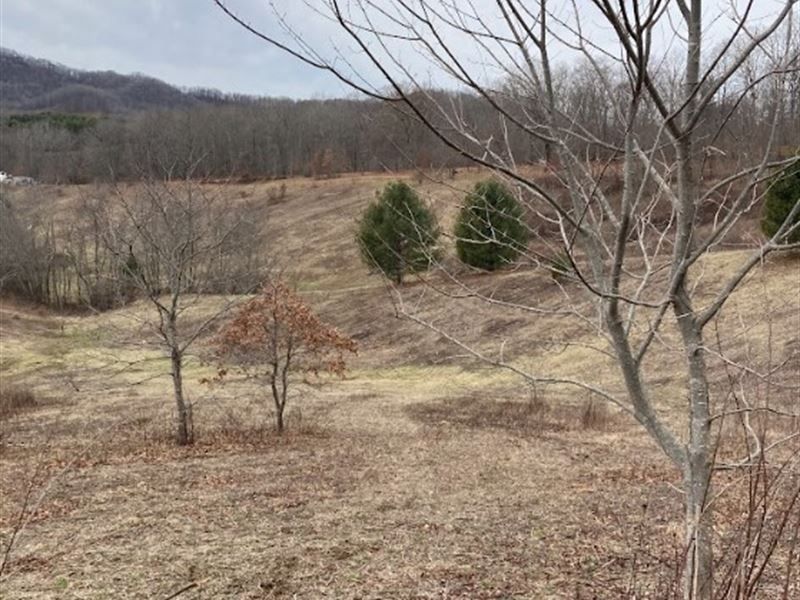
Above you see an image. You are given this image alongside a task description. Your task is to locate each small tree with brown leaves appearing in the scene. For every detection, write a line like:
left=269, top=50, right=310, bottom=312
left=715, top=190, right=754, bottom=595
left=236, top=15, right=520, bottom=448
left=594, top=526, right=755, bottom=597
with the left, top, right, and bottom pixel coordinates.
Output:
left=212, top=280, right=357, bottom=433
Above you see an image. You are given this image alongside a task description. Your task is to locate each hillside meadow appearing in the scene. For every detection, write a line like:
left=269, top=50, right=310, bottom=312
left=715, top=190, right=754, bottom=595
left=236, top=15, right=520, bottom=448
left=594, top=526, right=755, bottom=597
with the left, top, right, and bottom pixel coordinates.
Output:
left=1, top=171, right=798, bottom=598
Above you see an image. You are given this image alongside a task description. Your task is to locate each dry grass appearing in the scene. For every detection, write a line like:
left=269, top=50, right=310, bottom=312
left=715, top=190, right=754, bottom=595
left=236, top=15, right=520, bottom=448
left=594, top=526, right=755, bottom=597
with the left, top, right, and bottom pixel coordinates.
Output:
left=1, top=382, right=682, bottom=598
left=0, top=385, right=37, bottom=420
left=1, top=172, right=798, bottom=598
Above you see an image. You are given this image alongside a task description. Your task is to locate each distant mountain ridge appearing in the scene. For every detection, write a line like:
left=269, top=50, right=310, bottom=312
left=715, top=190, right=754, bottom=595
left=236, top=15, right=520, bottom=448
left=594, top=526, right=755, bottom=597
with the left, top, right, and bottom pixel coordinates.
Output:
left=0, top=47, right=243, bottom=113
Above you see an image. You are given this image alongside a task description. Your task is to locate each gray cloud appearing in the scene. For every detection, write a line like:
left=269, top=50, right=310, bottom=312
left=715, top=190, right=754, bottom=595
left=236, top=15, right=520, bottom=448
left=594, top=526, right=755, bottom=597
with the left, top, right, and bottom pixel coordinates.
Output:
left=0, top=0, right=347, bottom=98
left=0, top=1, right=784, bottom=99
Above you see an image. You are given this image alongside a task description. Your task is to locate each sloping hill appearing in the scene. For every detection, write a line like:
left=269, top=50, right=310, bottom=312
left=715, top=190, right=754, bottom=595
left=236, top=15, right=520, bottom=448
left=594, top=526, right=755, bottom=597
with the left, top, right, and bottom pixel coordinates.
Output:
left=0, top=47, right=225, bottom=113
left=3, top=171, right=797, bottom=381
left=1, top=173, right=798, bottom=598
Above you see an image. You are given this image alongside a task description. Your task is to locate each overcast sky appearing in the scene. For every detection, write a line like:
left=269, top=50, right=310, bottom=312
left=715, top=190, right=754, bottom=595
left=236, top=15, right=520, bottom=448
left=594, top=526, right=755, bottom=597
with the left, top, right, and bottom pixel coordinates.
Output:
left=0, top=0, right=351, bottom=98
left=0, top=1, right=789, bottom=99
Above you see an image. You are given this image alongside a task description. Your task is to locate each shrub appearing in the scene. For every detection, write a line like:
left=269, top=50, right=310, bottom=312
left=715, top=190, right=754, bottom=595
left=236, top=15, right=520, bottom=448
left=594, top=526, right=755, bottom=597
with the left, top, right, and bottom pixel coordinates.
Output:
left=356, top=181, right=440, bottom=284
left=454, top=179, right=528, bottom=270
left=761, top=159, right=800, bottom=244
left=210, top=280, right=357, bottom=433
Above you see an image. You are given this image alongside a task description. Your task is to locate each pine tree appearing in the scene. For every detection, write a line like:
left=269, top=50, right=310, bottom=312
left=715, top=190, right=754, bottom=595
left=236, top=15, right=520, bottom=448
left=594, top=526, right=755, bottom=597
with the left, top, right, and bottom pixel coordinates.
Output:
left=356, top=181, right=440, bottom=284
left=455, top=179, right=528, bottom=271
left=761, top=160, right=800, bottom=245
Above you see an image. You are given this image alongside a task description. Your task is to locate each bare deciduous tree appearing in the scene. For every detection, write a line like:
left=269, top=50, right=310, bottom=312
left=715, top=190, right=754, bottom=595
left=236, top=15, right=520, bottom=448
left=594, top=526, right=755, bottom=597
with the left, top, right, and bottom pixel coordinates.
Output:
left=96, top=176, right=266, bottom=444
left=216, top=1, right=800, bottom=596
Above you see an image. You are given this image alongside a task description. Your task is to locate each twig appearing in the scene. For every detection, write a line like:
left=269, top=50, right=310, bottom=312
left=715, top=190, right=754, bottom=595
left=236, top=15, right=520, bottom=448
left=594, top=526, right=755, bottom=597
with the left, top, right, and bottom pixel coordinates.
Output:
left=162, top=582, right=198, bottom=600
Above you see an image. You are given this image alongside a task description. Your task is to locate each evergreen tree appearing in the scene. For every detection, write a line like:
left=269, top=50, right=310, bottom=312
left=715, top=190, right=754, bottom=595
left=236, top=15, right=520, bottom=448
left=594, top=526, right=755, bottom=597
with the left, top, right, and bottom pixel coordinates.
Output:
left=761, top=160, right=800, bottom=244
left=455, top=179, right=528, bottom=270
left=356, top=181, right=440, bottom=284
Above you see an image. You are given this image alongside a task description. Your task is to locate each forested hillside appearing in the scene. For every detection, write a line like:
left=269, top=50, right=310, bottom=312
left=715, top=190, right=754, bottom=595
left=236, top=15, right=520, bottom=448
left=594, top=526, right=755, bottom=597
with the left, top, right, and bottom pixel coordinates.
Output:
left=0, top=47, right=227, bottom=113
left=1, top=47, right=798, bottom=185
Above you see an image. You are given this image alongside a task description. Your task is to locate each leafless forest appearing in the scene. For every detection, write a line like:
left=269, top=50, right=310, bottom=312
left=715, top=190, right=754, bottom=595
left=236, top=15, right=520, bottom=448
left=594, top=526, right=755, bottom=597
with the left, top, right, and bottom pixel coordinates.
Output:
left=1, top=1, right=799, bottom=599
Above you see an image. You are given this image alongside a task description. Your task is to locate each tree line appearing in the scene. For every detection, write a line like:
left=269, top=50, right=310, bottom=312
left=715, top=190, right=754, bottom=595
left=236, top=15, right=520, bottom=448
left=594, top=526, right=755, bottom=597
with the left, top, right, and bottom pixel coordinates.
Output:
left=2, top=54, right=797, bottom=184
left=0, top=180, right=266, bottom=309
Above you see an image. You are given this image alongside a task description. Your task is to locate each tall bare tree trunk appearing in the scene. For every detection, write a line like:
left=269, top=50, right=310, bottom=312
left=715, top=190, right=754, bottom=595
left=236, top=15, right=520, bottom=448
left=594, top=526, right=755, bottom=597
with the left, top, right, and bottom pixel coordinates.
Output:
left=269, top=366, right=284, bottom=432
left=676, top=292, right=713, bottom=600
left=168, top=317, right=192, bottom=445
left=275, top=402, right=285, bottom=433
left=677, top=3, right=713, bottom=593
left=170, top=348, right=191, bottom=445
left=684, top=457, right=713, bottom=600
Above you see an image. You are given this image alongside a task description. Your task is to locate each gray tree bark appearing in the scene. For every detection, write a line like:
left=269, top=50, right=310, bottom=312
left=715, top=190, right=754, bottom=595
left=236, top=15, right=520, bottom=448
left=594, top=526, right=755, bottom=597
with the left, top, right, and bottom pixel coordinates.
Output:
left=168, top=315, right=192, bottom=445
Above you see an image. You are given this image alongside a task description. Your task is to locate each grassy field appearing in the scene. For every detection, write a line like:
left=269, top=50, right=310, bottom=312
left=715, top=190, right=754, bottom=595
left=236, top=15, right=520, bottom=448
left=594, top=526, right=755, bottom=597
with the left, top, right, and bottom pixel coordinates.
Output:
left=1, top=171, right=799, bottom=598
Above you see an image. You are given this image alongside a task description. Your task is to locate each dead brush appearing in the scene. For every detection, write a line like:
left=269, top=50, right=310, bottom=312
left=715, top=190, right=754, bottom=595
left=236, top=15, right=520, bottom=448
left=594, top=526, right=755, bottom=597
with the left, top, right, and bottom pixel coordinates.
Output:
left=580, top=399, right=610, bottom=431
left=526, top=385, right=549, bottom=418
left=0, top=384, right=37, bottom=419
left=266, top=182, right=288, bottom=204
left=405, top=392, right=568, bottom=434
